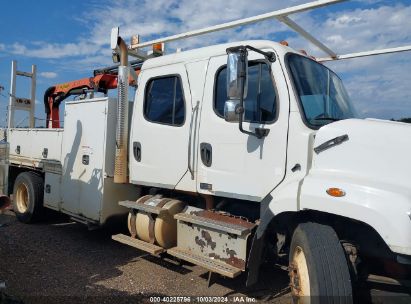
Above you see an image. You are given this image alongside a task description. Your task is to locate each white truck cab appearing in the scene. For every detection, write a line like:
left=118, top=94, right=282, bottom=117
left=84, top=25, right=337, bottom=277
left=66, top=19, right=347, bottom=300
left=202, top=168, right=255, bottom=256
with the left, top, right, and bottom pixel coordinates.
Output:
left=3, top=5, right=411, bottom=302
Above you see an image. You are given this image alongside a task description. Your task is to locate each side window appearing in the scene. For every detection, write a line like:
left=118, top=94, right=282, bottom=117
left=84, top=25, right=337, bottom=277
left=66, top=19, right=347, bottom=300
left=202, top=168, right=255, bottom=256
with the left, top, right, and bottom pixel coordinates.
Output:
left=214, top=62, right=277, bottom=123
left=144, top=76, right=185, bottom=126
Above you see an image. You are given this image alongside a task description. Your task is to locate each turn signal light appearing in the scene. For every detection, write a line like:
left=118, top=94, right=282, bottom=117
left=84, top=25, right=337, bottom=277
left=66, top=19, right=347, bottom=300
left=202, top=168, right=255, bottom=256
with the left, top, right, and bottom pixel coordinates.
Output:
left=326, top=188, right=346, bottom=197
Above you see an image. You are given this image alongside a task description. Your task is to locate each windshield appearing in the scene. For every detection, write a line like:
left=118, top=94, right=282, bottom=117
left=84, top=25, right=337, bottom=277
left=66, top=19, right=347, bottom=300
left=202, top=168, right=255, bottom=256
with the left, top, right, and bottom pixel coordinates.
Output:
left=287, top=53, right=357, bottom=128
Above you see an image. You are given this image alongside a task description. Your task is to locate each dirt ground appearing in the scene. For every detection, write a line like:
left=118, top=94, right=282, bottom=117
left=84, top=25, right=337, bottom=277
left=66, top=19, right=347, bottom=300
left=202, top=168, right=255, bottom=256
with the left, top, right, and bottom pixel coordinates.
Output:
left=0, top=210, right=410, bottom=304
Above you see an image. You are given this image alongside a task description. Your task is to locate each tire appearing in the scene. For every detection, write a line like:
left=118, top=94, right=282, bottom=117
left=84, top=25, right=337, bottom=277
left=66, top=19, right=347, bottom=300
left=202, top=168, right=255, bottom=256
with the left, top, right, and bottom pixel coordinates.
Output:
left=289, top=222, right=352, bottom=304
left=13, top=171, right=44, bottom=223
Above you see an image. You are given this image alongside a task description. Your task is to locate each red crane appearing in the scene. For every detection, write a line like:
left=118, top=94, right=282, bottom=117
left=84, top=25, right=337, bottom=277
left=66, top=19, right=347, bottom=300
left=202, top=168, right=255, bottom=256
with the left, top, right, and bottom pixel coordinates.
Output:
left=43, top=60, right=142, bottom=128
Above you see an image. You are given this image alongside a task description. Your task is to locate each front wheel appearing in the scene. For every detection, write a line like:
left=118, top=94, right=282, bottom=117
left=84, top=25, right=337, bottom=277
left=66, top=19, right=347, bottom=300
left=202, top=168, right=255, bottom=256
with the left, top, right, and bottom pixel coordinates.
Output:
left=289, top=222, right=352, bottom=304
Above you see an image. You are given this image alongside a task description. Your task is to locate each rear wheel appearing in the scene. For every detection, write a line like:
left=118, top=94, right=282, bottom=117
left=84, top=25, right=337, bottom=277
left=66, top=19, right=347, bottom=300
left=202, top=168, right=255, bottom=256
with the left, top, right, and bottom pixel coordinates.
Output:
left=13, top=172, right=44, bottom=223
left=289, top=222, right=352, bottom=304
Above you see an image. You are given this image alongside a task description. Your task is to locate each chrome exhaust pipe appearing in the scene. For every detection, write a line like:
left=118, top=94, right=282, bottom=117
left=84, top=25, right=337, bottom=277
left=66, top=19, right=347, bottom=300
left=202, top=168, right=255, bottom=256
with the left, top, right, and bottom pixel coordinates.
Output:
left=114, top=34, right=130, bottom=184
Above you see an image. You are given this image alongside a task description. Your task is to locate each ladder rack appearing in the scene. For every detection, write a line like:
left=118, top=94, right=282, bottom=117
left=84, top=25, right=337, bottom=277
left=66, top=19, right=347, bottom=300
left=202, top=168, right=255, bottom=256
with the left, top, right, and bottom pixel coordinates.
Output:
left=8, top=60, right=36, bottom=128
left=123, top=0, right=411, bottom=62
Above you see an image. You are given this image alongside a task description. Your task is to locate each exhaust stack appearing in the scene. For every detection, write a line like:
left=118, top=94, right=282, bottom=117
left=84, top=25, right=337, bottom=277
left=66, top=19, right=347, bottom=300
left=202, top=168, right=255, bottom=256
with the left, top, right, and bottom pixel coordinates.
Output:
left=112, top=28, right=130, bottom=184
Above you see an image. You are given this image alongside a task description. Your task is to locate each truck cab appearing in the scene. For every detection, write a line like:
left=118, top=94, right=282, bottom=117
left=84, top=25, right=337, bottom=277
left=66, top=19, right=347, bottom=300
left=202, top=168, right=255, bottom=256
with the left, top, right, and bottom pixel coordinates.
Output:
left=5, top=36, right=411, bottom=303
left=121, top=39, right=410, bottom=299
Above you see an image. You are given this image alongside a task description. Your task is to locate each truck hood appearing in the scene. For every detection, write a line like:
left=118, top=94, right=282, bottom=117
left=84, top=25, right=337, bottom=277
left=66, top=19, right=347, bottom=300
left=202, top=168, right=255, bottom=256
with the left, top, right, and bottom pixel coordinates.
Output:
left=311, top=118, right=411, bottom=193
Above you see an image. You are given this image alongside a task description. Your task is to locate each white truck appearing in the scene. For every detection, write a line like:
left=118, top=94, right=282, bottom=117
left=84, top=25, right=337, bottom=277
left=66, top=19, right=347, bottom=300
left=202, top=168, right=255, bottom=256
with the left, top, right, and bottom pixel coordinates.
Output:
left=1, top=1, right=411, bottom=302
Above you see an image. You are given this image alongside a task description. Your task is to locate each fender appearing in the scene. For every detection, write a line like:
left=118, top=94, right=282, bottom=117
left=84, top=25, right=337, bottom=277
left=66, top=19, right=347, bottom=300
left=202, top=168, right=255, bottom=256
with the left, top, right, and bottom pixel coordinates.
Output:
left=300, top=173, right=411, bottom=256
left=246, top=179, right=301, bottom=286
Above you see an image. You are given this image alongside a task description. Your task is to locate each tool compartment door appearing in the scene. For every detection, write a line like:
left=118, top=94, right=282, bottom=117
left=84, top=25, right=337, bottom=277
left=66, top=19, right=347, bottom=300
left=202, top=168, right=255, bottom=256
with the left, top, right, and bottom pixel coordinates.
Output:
left=129, top=63, right=192, bottom=189
left=61, top=98, right=106, bottom=221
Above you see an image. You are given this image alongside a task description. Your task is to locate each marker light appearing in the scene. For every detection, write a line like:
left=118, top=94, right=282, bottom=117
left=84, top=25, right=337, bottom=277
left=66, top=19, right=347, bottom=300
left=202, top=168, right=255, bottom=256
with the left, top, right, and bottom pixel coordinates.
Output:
left=326, top=188, right=346, bottom=197
left=153, top=42, right=165, bottom=56
left=280, top=40, right=289, bottom=46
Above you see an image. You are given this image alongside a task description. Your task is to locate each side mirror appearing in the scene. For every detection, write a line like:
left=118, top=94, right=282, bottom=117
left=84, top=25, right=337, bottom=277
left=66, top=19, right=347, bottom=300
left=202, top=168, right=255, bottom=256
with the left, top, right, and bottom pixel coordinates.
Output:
left=224, top=45, right=272, bottom=139
left=226, top=49, right=248, bottom=100
left=224, top=100, right=240, bottom=122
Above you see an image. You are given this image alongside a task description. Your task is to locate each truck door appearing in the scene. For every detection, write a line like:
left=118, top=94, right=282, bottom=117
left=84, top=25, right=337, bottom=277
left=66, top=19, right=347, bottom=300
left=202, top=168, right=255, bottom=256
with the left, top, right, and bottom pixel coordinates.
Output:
left=197, top=52, right=289, bottom=201
left=129, top=63, right=192, bottom=189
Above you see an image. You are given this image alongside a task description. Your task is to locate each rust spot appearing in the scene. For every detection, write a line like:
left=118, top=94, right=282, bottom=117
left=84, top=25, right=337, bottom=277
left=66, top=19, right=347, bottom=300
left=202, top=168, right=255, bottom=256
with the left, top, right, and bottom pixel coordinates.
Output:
left=201, top=230, right=216, bottom=250
left=209, top=253, right=245, bottom=270
left=195, top=236, right=206, bottom=250
left=225, top=248, right=237, bottom=257
left=192, top=210, right=255, bottom=229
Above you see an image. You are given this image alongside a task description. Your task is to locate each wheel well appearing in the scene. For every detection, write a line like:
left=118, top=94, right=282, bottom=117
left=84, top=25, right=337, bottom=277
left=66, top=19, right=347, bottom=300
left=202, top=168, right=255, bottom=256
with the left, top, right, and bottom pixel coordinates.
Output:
left=267, top=210, right=395, bottom=262
left=8, top=166, right=44, bottom=195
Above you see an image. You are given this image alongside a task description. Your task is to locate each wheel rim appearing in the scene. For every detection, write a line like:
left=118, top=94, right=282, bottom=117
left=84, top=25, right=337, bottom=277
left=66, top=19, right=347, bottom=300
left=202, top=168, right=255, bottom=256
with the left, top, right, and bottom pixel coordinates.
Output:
left=15, top=183, right=29, bottom=213
left=289, top=245, right=311, bottom=302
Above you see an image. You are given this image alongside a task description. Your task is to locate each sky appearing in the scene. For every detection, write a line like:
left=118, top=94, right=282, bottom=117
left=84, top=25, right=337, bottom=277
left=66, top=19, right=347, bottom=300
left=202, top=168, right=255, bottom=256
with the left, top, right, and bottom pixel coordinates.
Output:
left=0, top=0, right=410, bottom=127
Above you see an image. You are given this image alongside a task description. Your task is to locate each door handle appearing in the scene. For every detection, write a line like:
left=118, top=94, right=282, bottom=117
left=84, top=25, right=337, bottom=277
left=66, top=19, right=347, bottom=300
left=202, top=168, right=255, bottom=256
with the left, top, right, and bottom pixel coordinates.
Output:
left=133, top=142, right=141, bottom=162
left=82, top=155, right=89, bottom=165
left=200, top=143, right=212, bottom=167
left=42, top=148, right=48, bottom=158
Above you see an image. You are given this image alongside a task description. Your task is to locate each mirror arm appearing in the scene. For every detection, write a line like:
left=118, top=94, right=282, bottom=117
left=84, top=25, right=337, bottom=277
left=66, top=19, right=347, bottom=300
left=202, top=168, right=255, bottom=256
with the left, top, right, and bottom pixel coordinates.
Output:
left=226, top=45, right=276, bottom=62
left=245, top=45, right=276, bottom=62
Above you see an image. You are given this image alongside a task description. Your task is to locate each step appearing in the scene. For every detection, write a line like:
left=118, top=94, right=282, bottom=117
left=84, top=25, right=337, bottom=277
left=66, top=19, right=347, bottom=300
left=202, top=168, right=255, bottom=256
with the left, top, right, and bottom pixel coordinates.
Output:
left=112, top=233, right=164, bottom=256
left=167, top=247, right=242, bottom=278
left=174, top=212, right=255, bottom=236
left=119, top=200, right=167, bottom=215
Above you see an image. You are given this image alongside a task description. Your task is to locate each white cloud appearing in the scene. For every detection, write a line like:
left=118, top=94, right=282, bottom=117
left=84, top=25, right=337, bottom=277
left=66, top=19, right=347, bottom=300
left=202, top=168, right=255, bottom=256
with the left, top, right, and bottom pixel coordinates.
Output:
left=39, top=71, right=57, bottom=79
left=9, top=41, right=100, bottom=59
left=287, top=4, right=411, bottom=56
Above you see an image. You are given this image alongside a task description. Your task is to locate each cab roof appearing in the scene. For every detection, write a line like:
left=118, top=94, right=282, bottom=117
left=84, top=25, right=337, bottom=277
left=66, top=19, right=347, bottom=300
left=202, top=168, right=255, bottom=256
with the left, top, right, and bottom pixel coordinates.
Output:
left=141, top=40, right=300, bottom=70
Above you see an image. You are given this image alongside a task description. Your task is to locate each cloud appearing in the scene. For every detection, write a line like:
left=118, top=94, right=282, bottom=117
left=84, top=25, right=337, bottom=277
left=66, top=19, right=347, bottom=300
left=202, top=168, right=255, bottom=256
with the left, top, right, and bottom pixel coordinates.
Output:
left=9, top=41, right=100, bottom=59
left=39, top=71, right=57, bottom=79
left=286, top=3, right=411, bottom=56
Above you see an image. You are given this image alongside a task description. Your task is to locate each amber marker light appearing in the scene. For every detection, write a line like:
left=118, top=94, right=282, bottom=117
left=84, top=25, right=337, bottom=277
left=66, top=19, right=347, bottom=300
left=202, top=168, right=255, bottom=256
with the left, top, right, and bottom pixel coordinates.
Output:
left=153, top=42, right=165, bottom=56
left=326, top=188, right=346, bottom=197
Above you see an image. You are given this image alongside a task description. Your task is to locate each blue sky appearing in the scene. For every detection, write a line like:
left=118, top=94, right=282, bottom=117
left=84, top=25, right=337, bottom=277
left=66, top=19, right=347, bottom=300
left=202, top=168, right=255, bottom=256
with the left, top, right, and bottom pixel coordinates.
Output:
left=1, top=0, right=411, bottom=127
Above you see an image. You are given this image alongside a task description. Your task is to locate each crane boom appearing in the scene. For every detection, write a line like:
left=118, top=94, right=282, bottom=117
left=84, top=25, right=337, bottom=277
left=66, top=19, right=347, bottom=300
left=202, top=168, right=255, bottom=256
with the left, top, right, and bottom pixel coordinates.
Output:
left=43, top=60, right=142, bottom=128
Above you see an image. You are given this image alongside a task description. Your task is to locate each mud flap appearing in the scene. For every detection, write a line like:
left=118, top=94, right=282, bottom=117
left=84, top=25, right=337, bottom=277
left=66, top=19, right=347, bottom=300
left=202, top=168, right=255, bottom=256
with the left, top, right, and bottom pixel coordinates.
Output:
left=246, top=227, right=267, bottom=287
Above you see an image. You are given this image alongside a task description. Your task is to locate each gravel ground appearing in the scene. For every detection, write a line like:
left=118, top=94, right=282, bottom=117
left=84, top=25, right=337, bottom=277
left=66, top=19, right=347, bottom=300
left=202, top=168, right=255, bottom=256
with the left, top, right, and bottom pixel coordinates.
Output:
left=0, top=210, right=410, bottom=304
